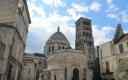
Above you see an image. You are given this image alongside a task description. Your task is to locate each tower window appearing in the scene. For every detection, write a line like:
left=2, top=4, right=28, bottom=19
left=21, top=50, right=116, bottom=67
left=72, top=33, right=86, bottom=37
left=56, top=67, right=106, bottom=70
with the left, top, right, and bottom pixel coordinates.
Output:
left=83, top=32, right=85, bottom=36
left=62, top=46, right=64, bottom=49
left=83, top=21, right=90, bottom=26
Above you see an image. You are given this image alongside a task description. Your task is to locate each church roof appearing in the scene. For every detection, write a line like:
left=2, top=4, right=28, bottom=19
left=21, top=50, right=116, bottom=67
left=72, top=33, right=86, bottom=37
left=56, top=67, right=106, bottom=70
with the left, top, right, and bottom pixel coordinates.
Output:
left=113, top=33, right=128, bottom=44
left=48, top=27, right=69, bottom=42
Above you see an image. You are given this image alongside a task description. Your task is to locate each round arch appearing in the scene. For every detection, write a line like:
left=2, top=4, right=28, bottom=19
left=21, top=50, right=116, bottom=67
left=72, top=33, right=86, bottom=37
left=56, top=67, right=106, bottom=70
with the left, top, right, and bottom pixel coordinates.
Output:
left=72, top=68, right=79, bottom=80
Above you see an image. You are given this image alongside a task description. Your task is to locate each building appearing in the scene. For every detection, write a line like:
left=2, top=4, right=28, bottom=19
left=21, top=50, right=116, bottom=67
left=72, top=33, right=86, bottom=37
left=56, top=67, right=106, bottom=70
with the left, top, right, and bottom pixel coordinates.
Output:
left=22, top=17, right=95, bottom=80
left=75, top=17, right=94, bottom=55
left=0, top=0, right=31, bottom=80
left=21, top=53, right=46, bottom=80
left=97, top=24, right=128, bottom=80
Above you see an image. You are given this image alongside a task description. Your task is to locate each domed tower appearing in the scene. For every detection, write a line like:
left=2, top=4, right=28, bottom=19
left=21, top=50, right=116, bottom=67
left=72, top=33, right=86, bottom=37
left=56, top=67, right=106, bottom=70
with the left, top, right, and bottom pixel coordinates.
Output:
left=44, top=27, right=71, bottom=55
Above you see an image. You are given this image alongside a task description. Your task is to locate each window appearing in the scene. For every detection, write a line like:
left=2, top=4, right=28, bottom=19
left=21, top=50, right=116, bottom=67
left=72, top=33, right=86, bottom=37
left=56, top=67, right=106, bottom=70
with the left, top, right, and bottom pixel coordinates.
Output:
left=119, top=44, right=124, bottom=53
left=105, top=61, right=110, bottom=73
left=0, top=41, right=5, bottom=60
left=83, top=32, right=85, bottom=36
left=83, top=21, right=90, bottom=26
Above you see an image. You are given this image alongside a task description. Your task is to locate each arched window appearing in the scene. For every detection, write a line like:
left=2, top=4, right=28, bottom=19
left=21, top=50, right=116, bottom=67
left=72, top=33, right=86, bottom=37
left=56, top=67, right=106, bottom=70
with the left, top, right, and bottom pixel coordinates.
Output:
left=72, top=68, right=79, bottom=80
left=62, top=46, right=64, bottom=49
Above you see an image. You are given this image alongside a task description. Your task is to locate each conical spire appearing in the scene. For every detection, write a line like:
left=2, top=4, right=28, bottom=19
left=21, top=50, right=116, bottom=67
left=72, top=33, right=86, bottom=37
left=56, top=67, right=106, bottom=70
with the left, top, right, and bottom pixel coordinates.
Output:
left=57, top=26, right=60, bottom=32
left=113, top=24, right=124, bottom=42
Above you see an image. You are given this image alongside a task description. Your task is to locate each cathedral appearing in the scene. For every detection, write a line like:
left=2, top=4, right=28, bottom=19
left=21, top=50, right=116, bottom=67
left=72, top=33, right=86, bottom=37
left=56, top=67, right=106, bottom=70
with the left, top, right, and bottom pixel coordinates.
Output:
left=22, top=17, right=95, bottom=80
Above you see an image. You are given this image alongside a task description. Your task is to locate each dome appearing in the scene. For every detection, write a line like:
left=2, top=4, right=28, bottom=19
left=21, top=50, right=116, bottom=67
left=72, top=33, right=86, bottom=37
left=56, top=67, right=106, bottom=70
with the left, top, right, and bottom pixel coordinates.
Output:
left=48, top=27, right=69, bottom=42
left=44, top=27, right=71, bottom=55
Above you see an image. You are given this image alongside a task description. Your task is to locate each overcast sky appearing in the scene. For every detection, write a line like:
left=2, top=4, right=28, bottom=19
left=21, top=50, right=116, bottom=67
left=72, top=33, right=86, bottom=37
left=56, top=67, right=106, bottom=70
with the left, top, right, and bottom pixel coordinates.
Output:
left=25, top=0, right=128, bottom=53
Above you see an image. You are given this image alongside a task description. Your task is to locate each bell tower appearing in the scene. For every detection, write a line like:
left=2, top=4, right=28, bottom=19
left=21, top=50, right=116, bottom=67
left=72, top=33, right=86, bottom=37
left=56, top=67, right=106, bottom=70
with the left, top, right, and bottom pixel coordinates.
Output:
left=75, top=17, right=94, bottom=54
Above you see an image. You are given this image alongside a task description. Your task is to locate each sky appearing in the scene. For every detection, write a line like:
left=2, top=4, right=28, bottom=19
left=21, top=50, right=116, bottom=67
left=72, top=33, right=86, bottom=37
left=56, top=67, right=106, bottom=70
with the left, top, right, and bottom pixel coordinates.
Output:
left=25, top=0, right=128, bottom=53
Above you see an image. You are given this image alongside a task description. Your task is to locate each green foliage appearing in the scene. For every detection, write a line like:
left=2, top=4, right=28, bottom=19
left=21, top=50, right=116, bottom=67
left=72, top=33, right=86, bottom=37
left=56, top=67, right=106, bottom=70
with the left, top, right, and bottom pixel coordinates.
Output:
left=115, top=58, right=128, bottom=80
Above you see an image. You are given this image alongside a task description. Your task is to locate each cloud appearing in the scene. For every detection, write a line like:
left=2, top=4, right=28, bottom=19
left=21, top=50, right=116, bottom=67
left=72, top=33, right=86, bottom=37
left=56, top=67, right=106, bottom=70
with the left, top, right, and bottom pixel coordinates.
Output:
left=67, top=1, right=101, bottom=20
left=72, top=3, right=89, bottom=13
left=42, top=0, right=65, bottom=7
left=121, top=11, right=128, bottom=23
left=90, top=1, right=101, bottom=12
left=105, top=0, right=120, bottom=21
left=28, top=1, right=46, bottom=17
left=106, top=1, right=128, bottom=24
left=67, top=3, right=88, bottom=20
left=92, top=25, right=114, bottom=46
left=107, top=0, right=113, bottom=4
left=26, top=0, right=121, bottom=53
left=25, top=9, right=75, bottom=53
left=106, top=13, right=119, bottom=21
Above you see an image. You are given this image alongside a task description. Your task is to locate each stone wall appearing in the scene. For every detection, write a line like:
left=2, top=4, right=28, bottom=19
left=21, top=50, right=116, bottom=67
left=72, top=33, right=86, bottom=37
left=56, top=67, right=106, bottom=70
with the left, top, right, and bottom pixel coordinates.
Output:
left=46, top=49, right=92, bottom=80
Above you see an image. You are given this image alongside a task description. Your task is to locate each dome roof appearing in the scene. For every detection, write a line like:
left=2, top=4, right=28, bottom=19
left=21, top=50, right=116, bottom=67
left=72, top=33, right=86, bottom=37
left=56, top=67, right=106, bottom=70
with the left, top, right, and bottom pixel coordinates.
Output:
left=48, top=27, right=69, bottom=42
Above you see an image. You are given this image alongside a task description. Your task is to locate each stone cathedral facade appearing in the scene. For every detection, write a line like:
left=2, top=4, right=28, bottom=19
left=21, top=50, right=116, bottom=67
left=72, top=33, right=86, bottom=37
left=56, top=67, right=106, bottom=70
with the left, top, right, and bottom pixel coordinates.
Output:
left=22, top=17, right=95, bottom=80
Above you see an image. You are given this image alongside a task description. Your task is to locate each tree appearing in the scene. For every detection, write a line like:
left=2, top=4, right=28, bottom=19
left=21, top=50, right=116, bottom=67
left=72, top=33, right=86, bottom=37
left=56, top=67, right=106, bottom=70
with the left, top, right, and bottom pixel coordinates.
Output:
left=115, top=58, right=128, bottom=80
